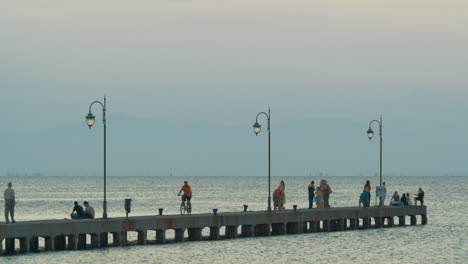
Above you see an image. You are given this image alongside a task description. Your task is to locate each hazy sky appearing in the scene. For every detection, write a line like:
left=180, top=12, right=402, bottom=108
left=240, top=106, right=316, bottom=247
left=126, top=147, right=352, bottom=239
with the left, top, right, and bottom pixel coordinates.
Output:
left=1, top=1, right=467, bottom=176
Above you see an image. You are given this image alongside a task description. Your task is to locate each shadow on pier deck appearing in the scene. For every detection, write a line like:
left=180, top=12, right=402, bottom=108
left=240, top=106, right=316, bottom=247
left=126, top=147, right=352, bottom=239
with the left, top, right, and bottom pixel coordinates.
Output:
left=0, top=206, right=427, bottom=255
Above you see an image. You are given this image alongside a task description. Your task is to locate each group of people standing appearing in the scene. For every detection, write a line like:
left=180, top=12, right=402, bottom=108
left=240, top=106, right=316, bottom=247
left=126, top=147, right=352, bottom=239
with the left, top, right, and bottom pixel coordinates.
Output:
left=308, top=180, right=332, bottom=209
left=359, top=180, right=386, bottom=207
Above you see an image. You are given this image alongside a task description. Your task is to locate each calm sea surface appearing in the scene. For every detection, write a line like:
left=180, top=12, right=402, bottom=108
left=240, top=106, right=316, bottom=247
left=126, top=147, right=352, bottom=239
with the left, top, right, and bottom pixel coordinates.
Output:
left=1, top=176, right=466, bottom=264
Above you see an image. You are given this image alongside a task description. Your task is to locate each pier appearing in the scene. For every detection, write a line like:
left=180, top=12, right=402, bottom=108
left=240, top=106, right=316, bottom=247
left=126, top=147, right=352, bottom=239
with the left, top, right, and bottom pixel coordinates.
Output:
left=1, top=206, right=427, bottom=255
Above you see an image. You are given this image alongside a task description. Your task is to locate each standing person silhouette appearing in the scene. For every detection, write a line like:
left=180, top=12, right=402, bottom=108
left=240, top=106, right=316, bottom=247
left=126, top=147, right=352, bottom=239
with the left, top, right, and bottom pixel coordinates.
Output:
left=308, top=181, right=315, bottom=209
left=4, top=182, right=16, bottom=224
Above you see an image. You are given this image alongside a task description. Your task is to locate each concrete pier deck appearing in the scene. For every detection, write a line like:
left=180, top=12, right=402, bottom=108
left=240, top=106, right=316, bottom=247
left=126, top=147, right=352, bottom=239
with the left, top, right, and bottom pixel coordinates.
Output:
left=1, top=206, right=427, bottom=255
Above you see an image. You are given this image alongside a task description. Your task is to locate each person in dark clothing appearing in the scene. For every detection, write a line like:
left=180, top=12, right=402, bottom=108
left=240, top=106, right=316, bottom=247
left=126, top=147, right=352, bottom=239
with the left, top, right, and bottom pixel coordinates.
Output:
left=400, top=193, right=408, bottom=206
left=364, top=180, right=371, bottom=205
left=414, top=187, right=425, bottom=206
left=308, top=181, right=315, bottom=209
left=70, top=201, right=85, bottom=219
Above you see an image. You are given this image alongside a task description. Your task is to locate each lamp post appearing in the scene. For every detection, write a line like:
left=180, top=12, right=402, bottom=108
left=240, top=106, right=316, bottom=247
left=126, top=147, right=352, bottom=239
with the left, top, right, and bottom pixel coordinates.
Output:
left=86, top=96, right=107, bottom=219
left=253, top=108, right=271, bottom=212
left=367, top=115, right=383, bottom=206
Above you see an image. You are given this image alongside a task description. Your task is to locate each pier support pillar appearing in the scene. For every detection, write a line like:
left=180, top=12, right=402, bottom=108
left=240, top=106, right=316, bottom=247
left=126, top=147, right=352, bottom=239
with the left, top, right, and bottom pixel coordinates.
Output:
left=241, top=225, right=254, bottom=237
left=272, top=223, right=286, bottom=235
left=323, top=220, right=331, bottom=232
left=209, top=227, right=220, bottom=240
left=362, top=218, right=370, bottom=229
left=255, top=224, right=271, bottom=236
left=121, top=232, right=128, bottom=246
left=175, top=229, right=185, bottom=242
left=336, top=219, right=345, bottom=231
left=421, top=214, right=428, bottom=225
left=5, top=238, right=15, bottom=254
left=156, top=230, right=166, bottom=244
left=30, top=236, right=39, bottom=252
left=137, top=230, right=147, bottom=245
left=100, top=233, right=109, bottom=247
left=287, top=222, right=300, bottom=234
left=45, top=236, right=55, bottom=251
left=387, top=217, right=394, bottom=227
left=55, top=235, right=66, bottom=250
left=67, top=235, right=77, bottom=250
left=349, top=219, right=357, bottom=230
left=302, top=222, right=308, bottom=233
left=19, top=238, right=29, bottom=253
left=91, top=234, right=100, bottom=248
left=111, top=232, right=121, bottom=246
left=188, top=228, right=202, bottom=241
left=410, top=215, right=417, bottom=225
left=225, top=226, right=238, bottom=239
left=78, top=234, right=87, bottom=249
left=19, top=237, right=29, bottom=253
left=308, top=221, right=315, bottom=232
left=374, top=217, right=383, bottom=228
left=399, top=216, right=406, bottom=226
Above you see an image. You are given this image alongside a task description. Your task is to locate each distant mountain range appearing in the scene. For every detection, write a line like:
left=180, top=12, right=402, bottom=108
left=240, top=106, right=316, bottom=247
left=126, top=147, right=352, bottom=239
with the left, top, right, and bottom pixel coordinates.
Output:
left=1, top=113, right=467, bottom=176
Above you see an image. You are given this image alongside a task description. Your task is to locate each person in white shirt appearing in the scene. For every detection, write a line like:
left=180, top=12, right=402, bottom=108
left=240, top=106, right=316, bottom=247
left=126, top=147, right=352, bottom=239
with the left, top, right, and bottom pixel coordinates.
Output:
left=4, top=182, right=16, bottom=223
left=83, top=201, right=95, bottom=219
left=381, top=182, right=387, bottom=206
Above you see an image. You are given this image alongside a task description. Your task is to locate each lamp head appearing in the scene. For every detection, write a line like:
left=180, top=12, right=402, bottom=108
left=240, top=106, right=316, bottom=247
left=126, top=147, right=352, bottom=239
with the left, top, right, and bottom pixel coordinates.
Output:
left=253, top=122, right=261, bottom=135
left=367, top=128, right=374, bottom=140
left=86, top=112, right=95, bottom=128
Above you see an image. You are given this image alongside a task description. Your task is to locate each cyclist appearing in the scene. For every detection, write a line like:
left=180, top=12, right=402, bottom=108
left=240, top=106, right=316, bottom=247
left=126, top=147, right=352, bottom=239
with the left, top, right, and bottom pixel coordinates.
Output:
left=178, top=181, right=192, bottom=209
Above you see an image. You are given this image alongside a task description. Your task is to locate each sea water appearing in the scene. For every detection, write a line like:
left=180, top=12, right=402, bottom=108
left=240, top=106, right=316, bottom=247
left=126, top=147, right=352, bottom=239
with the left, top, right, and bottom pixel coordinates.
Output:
left=1, top=176, right=466, bottom=264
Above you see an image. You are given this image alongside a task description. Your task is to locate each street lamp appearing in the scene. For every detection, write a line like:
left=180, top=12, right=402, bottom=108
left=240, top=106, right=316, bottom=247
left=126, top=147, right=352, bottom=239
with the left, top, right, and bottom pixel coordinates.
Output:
left=253, top=108, right=272, bottom=212
left=86, top=96, right=108, bottom=219
left=367, top=115, right=383, bottom=206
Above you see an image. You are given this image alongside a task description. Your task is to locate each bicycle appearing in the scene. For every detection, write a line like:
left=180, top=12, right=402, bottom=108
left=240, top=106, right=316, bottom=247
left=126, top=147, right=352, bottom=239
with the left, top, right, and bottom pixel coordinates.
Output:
left=180, top=196, right=192, bottom=215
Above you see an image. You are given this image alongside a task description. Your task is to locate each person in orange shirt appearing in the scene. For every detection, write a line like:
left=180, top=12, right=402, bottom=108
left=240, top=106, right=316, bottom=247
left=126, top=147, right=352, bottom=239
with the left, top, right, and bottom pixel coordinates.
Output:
left=178, top=181, right=192, bottom=206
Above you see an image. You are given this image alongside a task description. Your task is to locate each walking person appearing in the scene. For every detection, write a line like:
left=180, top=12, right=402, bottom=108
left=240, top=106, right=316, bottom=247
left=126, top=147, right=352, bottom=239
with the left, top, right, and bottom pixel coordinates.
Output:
left=308, top=181, right=315, bottom=209
left=4, top=182, right=16, bottom=224
left=364, top=180, right=371, bottom=206
left=83, top=201, right=95, bottom=219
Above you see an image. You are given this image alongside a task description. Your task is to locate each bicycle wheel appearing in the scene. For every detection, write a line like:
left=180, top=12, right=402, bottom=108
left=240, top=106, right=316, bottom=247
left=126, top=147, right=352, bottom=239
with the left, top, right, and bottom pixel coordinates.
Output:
left=187, top=203, right=192, bottom=215
left=180, top=202, right=186, bottom=215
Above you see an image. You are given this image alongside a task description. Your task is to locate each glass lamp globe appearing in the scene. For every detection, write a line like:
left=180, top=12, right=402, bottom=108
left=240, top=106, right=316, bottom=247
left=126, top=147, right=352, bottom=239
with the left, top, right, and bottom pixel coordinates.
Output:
left=86, top=113, right=96, bottom=128
left=253, top=122, right=261, bottom=135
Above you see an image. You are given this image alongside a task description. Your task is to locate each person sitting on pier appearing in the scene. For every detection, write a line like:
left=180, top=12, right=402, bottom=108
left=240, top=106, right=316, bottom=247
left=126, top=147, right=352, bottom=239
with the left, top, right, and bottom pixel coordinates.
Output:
left=359, top=191, right=370, bottom=208
left=406, top=192, right=413, bottom=206
left=273, top=187, right=283, bottom=210
left=414, top=187, right=424, bottom=206
left=400, top=193, right=408, bottom=206
left=390, top=191, right=401, bottom=206
left=83, top=201, right=95, bottom=219
left=70, top=201, right=85, bottom=219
